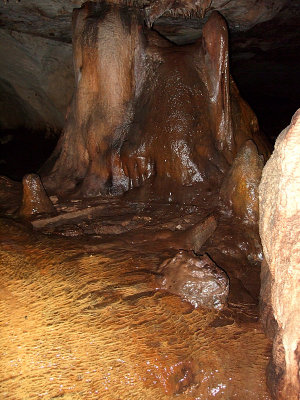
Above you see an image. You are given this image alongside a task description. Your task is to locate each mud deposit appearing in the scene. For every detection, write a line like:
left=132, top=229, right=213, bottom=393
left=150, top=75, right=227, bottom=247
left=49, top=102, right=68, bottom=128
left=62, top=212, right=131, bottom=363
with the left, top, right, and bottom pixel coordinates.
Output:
left=0, top=181, right=271, bottom=399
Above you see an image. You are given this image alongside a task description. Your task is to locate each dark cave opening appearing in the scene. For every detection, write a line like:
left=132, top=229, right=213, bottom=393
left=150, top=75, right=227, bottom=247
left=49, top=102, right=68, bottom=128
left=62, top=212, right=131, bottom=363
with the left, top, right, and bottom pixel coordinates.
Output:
left=0, top=128, right=57, bottom=181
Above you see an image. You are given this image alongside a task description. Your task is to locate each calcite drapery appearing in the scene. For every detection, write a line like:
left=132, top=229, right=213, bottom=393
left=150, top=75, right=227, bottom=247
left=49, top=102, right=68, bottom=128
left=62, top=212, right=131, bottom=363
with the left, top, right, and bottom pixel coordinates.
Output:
left=41, top=2, right=268, bottom=201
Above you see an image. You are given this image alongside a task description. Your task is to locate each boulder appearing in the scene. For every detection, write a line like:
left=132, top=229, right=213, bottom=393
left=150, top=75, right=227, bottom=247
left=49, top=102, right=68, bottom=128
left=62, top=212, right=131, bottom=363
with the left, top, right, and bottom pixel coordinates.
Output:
left=157, top=251, right=229, bottom=310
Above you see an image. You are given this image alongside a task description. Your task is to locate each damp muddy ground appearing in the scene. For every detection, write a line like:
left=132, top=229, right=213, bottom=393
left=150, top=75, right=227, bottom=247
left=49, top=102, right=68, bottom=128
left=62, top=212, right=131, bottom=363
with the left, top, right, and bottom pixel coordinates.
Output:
left=0, top=179, right=271, bottom=399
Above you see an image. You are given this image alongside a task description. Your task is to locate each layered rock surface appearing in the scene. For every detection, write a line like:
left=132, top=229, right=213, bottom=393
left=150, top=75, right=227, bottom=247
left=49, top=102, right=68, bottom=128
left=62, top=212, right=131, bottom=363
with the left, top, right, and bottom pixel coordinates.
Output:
left=259, top=109, right=300, bottom=399
left=0, top=28, right=74, bottom=131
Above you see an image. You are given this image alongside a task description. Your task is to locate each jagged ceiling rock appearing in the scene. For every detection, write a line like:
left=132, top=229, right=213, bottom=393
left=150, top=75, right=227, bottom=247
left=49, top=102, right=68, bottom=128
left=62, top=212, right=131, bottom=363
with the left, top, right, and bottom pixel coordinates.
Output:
left=0, top=28, right=73, bottom=131
left=0, top=0, right=299, bottom=136
left=0, top=0, right=288, bottom=42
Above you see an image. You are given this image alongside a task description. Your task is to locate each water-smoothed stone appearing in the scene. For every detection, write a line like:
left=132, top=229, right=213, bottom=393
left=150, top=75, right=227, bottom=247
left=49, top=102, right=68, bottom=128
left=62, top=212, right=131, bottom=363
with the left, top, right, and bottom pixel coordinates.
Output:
left=157, top=251, right=229, bottom=310
left=19, top=173, right=56, bottom=219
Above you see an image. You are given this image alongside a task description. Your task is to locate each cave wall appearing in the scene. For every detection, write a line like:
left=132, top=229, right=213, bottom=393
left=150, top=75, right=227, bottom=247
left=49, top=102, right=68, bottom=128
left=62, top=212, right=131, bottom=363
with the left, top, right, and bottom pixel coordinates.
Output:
left=0, top=28, right=74, bottom=132
left=259, top=110, right=300, bottom=399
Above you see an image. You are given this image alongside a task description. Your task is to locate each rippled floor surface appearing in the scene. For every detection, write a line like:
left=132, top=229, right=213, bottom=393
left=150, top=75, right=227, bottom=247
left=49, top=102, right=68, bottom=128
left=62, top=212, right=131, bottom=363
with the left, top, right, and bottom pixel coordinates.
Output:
left=0, top=184, right=271, bottom=399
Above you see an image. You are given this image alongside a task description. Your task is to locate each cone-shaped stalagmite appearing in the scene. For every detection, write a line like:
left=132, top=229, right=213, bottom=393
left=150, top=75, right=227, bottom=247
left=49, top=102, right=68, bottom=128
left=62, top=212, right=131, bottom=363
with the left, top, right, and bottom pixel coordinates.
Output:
left=19, top=173, right=56, bottom=219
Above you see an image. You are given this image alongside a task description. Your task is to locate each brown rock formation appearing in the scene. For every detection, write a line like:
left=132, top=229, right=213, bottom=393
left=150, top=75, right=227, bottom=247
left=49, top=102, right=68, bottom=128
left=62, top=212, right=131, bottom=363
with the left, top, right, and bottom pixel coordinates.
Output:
left=41, top=2, right=268, bottom=201
left=259, top=109, right=300, bottom=399
left=144, top=0, right=285, bottom=29
left=19, top=173, right=56, bottom=219
left=0, top=217, right=272, bottom=399
left=157, top=251, right=229, bottom=310
left=181, top=214, right=217, bottom=253
left=1, top=0, right=297, bottom=139
left=220, top=139, right=264, bottom=224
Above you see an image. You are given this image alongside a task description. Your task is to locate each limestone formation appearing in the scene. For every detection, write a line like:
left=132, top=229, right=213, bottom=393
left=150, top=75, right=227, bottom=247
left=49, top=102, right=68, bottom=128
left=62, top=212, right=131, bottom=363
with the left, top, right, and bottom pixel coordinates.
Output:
left=0, top=216, right=272, bottom=399
left=19, top=173, right=56, bottom=219
left=0, top=0, right=296, bottom=138
left=220, top=139, right=264, bottom=224
left=157, top=251, right=229, bottom=310
left=259, top=109, right=300, bottom=400
left=181, top=214, right=217, bottom=253
left=41, top=3, right=269, bottom=201
left=0, top=29, right=73, bottom=132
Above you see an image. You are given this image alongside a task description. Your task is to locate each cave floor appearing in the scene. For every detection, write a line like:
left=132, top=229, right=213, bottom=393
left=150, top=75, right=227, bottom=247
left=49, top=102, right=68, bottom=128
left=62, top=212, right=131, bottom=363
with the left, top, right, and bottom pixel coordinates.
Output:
left=0, top=179, right=271, bottom=399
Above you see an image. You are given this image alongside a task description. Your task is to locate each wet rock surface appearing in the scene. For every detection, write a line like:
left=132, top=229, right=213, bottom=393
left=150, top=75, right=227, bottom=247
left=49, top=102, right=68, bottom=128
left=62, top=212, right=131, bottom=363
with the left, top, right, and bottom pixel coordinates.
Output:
left=0, top=0, right=298, bottom=143
left=259, top=109, right=300, bottom=400
left=0, top=3, right=277, bottom=397
left=0, top=192, right=271, bottom=399
left=41, top=3, right=269, bottom=200
left=157, top=251, right=229, bottom=310
left=220, top=139, right=264, bottom=224
left=19, top=173, right=56, bottom=219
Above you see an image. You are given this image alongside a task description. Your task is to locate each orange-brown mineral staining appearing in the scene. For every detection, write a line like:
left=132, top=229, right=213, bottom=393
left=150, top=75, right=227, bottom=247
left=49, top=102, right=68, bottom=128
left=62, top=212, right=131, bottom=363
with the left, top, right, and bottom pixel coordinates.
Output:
left=0, top=2, right=274, bottom=399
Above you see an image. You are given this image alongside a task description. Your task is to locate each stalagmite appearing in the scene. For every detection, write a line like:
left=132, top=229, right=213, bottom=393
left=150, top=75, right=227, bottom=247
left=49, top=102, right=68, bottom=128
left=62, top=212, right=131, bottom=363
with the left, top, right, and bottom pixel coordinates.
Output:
left=19, top=173, right=56, bottom=219
left=41, top=2, right=268, bottom=202
left=220, top=140, right=264, bottom=224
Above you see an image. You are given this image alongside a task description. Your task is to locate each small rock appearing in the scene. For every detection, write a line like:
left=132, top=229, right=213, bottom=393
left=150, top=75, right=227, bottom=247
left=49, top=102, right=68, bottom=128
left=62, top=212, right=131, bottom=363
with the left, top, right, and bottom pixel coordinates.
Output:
left=182, top=214, right=217, bottom=253
left=49, top=195, right=58, bottom=204
left=19, top=173, right=56, bottom=219
left=157, top=251, right=229, bottom=310
left=52, top=224, right=84, bottom=237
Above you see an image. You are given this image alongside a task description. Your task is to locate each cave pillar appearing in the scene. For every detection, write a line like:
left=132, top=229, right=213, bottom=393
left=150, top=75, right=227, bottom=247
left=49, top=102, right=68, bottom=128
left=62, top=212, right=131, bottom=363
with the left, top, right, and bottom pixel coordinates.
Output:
left=41, top=2, right=268, bottom=201
left=41, top=2, right=145, bottom=196
left=259, top=109, right=300, bottom=399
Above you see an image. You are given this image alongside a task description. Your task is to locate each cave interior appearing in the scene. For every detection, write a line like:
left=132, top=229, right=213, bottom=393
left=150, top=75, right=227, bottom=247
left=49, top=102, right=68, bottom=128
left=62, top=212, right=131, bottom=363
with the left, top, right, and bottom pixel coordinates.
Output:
left=0, top=1, right=299, bottom=399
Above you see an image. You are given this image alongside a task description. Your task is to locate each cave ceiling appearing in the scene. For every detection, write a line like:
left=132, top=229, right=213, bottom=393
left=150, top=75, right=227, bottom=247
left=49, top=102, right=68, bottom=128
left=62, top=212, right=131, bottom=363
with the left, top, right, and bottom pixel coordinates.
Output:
left=0, top=0, right=299, bottom=139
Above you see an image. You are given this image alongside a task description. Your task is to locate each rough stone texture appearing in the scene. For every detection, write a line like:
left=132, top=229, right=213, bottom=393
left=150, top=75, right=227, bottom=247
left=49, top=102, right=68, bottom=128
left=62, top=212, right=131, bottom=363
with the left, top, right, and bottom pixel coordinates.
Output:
left=0, top=0, right=286, bottom=36
left=0, top=0, right=298, bottom=138
left=19, top=173, right=56, bottom=218
left=181, top=214, right=217, bottom=253
left=0, top=28, right=74, bottom=131
left=157, top=251, right=229, bottom=310
left=0, top=217, right=271, bottom=399
left=220, top=139, right=265, bottom=225
left=40, top=4, right=269, bottom=200
left=259, top=109, right=300, bottom=399
left=144, top=0, right=285, bottom=29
